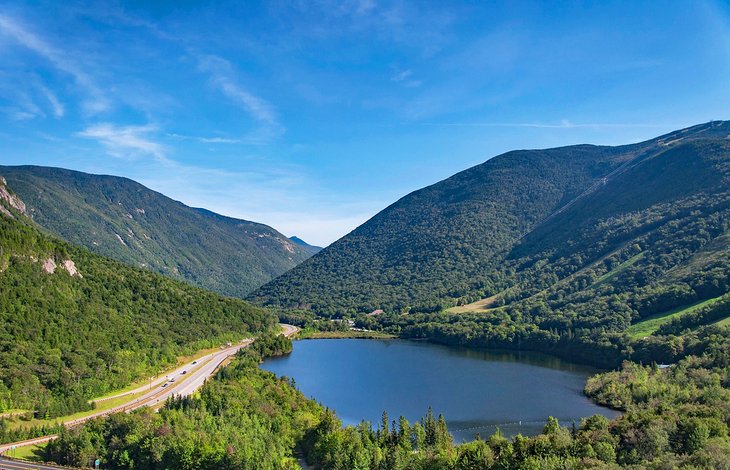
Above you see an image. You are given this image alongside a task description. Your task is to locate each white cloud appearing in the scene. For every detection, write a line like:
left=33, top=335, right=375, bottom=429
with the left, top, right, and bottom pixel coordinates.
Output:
left=417, top=121, right=678, bottom=130
left=199, top=136, right=241, bottom=144
left=167, top=132, right=243, bottom=144
left=391, top=69, right=412, bottom=82
left=38, top=83, right=64, bottom=118
left=391, top=68, right=421, bottom=87
left=0, top=13, right=110, bottom=113
left=116, top=157, right=381, bottom=246
left=197, top=55, right=281, bottom=131
left=77, top=123, right=167, bottom=161
left=2, top=107, right=35, bottom=121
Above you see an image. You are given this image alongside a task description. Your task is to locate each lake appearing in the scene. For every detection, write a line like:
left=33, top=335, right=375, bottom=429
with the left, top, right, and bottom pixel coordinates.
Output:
left=261, top=338, right=620, bottom=442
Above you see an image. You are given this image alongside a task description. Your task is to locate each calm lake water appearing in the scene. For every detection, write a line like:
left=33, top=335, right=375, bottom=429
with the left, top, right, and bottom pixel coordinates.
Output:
left=261, top=339, right=620, bottom=441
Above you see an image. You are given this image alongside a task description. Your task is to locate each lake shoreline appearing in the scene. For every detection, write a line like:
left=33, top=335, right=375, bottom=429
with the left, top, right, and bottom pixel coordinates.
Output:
left=262, top=338, right=621, bottom=441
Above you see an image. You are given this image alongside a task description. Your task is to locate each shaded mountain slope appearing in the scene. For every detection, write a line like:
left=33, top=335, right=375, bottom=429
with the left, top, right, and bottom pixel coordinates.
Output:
left=289, top=236, right=323, bottom=255
left=0, top=176, right=274, bottom=417
left=0, top=166, right=313, bottom=297
left=252, top=121, right=730, bottom=320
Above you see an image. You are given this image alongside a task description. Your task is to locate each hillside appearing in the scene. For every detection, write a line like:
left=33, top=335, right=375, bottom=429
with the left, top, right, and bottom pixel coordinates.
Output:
left=290, top=235, right=323, bottom=255
left=251, top=121, right=730, bottom=364
left=0, top=166, right=313, bottom=297
left=0, top=177, right=275, bottom=418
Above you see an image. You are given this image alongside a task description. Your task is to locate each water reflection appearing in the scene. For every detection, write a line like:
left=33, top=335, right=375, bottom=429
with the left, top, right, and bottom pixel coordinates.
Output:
left=262, top=339, right=619, bottom=442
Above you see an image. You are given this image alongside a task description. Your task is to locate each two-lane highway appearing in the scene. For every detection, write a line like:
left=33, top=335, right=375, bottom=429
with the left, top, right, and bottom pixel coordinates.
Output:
left=0, top=325, right=299, bottom=469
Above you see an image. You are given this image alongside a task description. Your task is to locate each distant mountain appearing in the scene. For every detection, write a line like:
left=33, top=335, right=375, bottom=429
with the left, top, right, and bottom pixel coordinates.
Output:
left=0, top=176, right=273, bottom=417
left=289, top=236, right=323, bottom=255
left=0, top=166, right=315, bottom=297
left=251, top=121, right=730, bottom=363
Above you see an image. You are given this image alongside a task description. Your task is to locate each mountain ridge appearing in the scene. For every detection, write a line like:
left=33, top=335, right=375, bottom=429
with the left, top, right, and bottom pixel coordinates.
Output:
left=0, top=165, right=314, bottom=297
left=251, top=121, right=730, bottom=364
left=289, top=235, right=323, bottom=255
left=0, top=177, right=274, bottom=417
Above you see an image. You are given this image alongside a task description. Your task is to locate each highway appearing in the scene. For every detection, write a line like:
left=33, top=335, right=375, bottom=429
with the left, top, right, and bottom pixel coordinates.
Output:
left=0, top=324, right=299, bottom=469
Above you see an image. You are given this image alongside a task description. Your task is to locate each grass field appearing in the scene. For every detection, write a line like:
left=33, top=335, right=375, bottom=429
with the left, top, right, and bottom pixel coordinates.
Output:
left=592, top=253, right=644, bottom=288
left=299, top=329, right=396, bottom=339
left=627, top=296, right=723, bottom=339
left=92, top=342, right=232, bottom=401
left=446, top=294, right=502, bottom=314
left=7, top=391, right=146, bottom=431
left=10, top=443, right=46, bottom=462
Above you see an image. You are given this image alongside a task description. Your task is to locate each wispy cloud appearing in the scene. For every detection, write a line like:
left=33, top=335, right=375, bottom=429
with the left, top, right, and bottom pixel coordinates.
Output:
left=2, top=107, right=36, bottom=121
left=167, top=132, right=242, bottom=144
left=37, top=83, right=64, bottom=118
left=77, top=123, right=167, bottom=161
left=136, top=160, right=379, bottom=246
left=0, top=13, right=109, bottom=114
left=197, top=55, right=281, bottom=133
left=417, top=120, right=679, bottom=129
left=391, top=68, right=421, bottom=88
left=200, top=136, right=241, bottom=144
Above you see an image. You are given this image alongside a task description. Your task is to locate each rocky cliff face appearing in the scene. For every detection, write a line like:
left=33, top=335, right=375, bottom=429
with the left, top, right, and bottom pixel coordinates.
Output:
left=0, top=176, right=27, bottom=217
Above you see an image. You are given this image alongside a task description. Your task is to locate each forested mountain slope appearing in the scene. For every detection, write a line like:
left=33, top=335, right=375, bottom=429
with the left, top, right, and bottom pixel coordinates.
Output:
left=252, top=121, right=730, bottom=364
left=0, top=165, right=313, bottom=297
left=290, top=235, right=323, bottom=255
left=0, top=177, right=275, bottom=417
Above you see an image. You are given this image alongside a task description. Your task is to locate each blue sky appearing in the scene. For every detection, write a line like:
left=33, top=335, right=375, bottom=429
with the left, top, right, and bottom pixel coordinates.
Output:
left=0, top=1, right=729, bottom=246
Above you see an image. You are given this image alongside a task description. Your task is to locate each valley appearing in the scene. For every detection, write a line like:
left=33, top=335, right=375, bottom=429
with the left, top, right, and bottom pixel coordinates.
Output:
left=3, top=122, right=730, bottom=468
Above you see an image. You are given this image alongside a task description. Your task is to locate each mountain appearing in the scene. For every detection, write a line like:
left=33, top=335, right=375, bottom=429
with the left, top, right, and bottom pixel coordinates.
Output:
left=251, top=121, right=730, bottom=364
left=0, top=165, right=314, bottom=297
left=0, top=176, right=274, bottom=418
left=289, top=235, right=323, bottom=255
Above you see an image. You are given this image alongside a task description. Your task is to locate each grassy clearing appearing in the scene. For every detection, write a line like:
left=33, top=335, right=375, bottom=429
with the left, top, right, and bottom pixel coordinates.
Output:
left=7, top=390, right=147, bottom=431
left=93, top=341, right=240, bottom=401
left=628, top=296, right=723, bottom=339
left=446, top=294, right=501, bottom=314
left=299, top=330, right=396, bottom=339
left=10, top=442, right=46, bottom=462
left=593, top=253, right=644, bottom=288
left=713, top=315, right=730, bottom=327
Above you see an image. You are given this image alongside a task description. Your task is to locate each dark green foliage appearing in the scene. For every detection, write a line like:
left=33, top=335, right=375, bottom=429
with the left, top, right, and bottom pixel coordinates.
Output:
left=584, top=327, right=730, bottom=466
left=0, top=194, right=275, bottom=418
left=289, top=236, right=323, bottom=256
left=45, top=335, right=322, bottom=469
left=305, top=327, right=730, bottom=469
left=0, top=165, right=313, bottom=297
left=249, top=332, right=294, bottom=357
left=44, top=327, right=730, bottom=469
left=655, top=294, right=730, bottom=336
left=252, top=121, right=730, bottom=366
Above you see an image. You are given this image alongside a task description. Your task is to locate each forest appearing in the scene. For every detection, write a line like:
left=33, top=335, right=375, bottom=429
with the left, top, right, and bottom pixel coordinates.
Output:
left=0, top=194, right=275, bottom=419
left=255, top=131, right=730, bottom=370
left=0, top=165, right=313, bottom=297
left=43, top=329, right=730, bottom=469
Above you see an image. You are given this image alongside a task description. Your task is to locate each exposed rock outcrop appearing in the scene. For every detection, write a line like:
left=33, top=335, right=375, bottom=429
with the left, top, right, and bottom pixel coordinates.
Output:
left=0, top=176, right=27, bottom=217
left=42, top=258, right=57, bottom=274
left=41, top=258, right=82, bottom=277
left=62, top=259, right=82, bottom=277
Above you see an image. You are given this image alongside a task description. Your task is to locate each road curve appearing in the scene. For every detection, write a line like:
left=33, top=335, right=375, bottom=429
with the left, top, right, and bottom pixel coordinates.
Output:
left=0, top=454, right=74, bottom=469
left=0, top=324, right=300, bottom=468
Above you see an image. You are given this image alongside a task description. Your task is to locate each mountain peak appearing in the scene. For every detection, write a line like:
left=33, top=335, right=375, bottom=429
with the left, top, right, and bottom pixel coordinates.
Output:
left=289, top=236, right=323, bottom=255
left=0, top=166, right=317, bottom=297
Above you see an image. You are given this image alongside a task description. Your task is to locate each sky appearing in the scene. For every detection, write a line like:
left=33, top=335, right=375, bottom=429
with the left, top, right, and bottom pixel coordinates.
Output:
left=0, top=1, right=729, bottom=246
